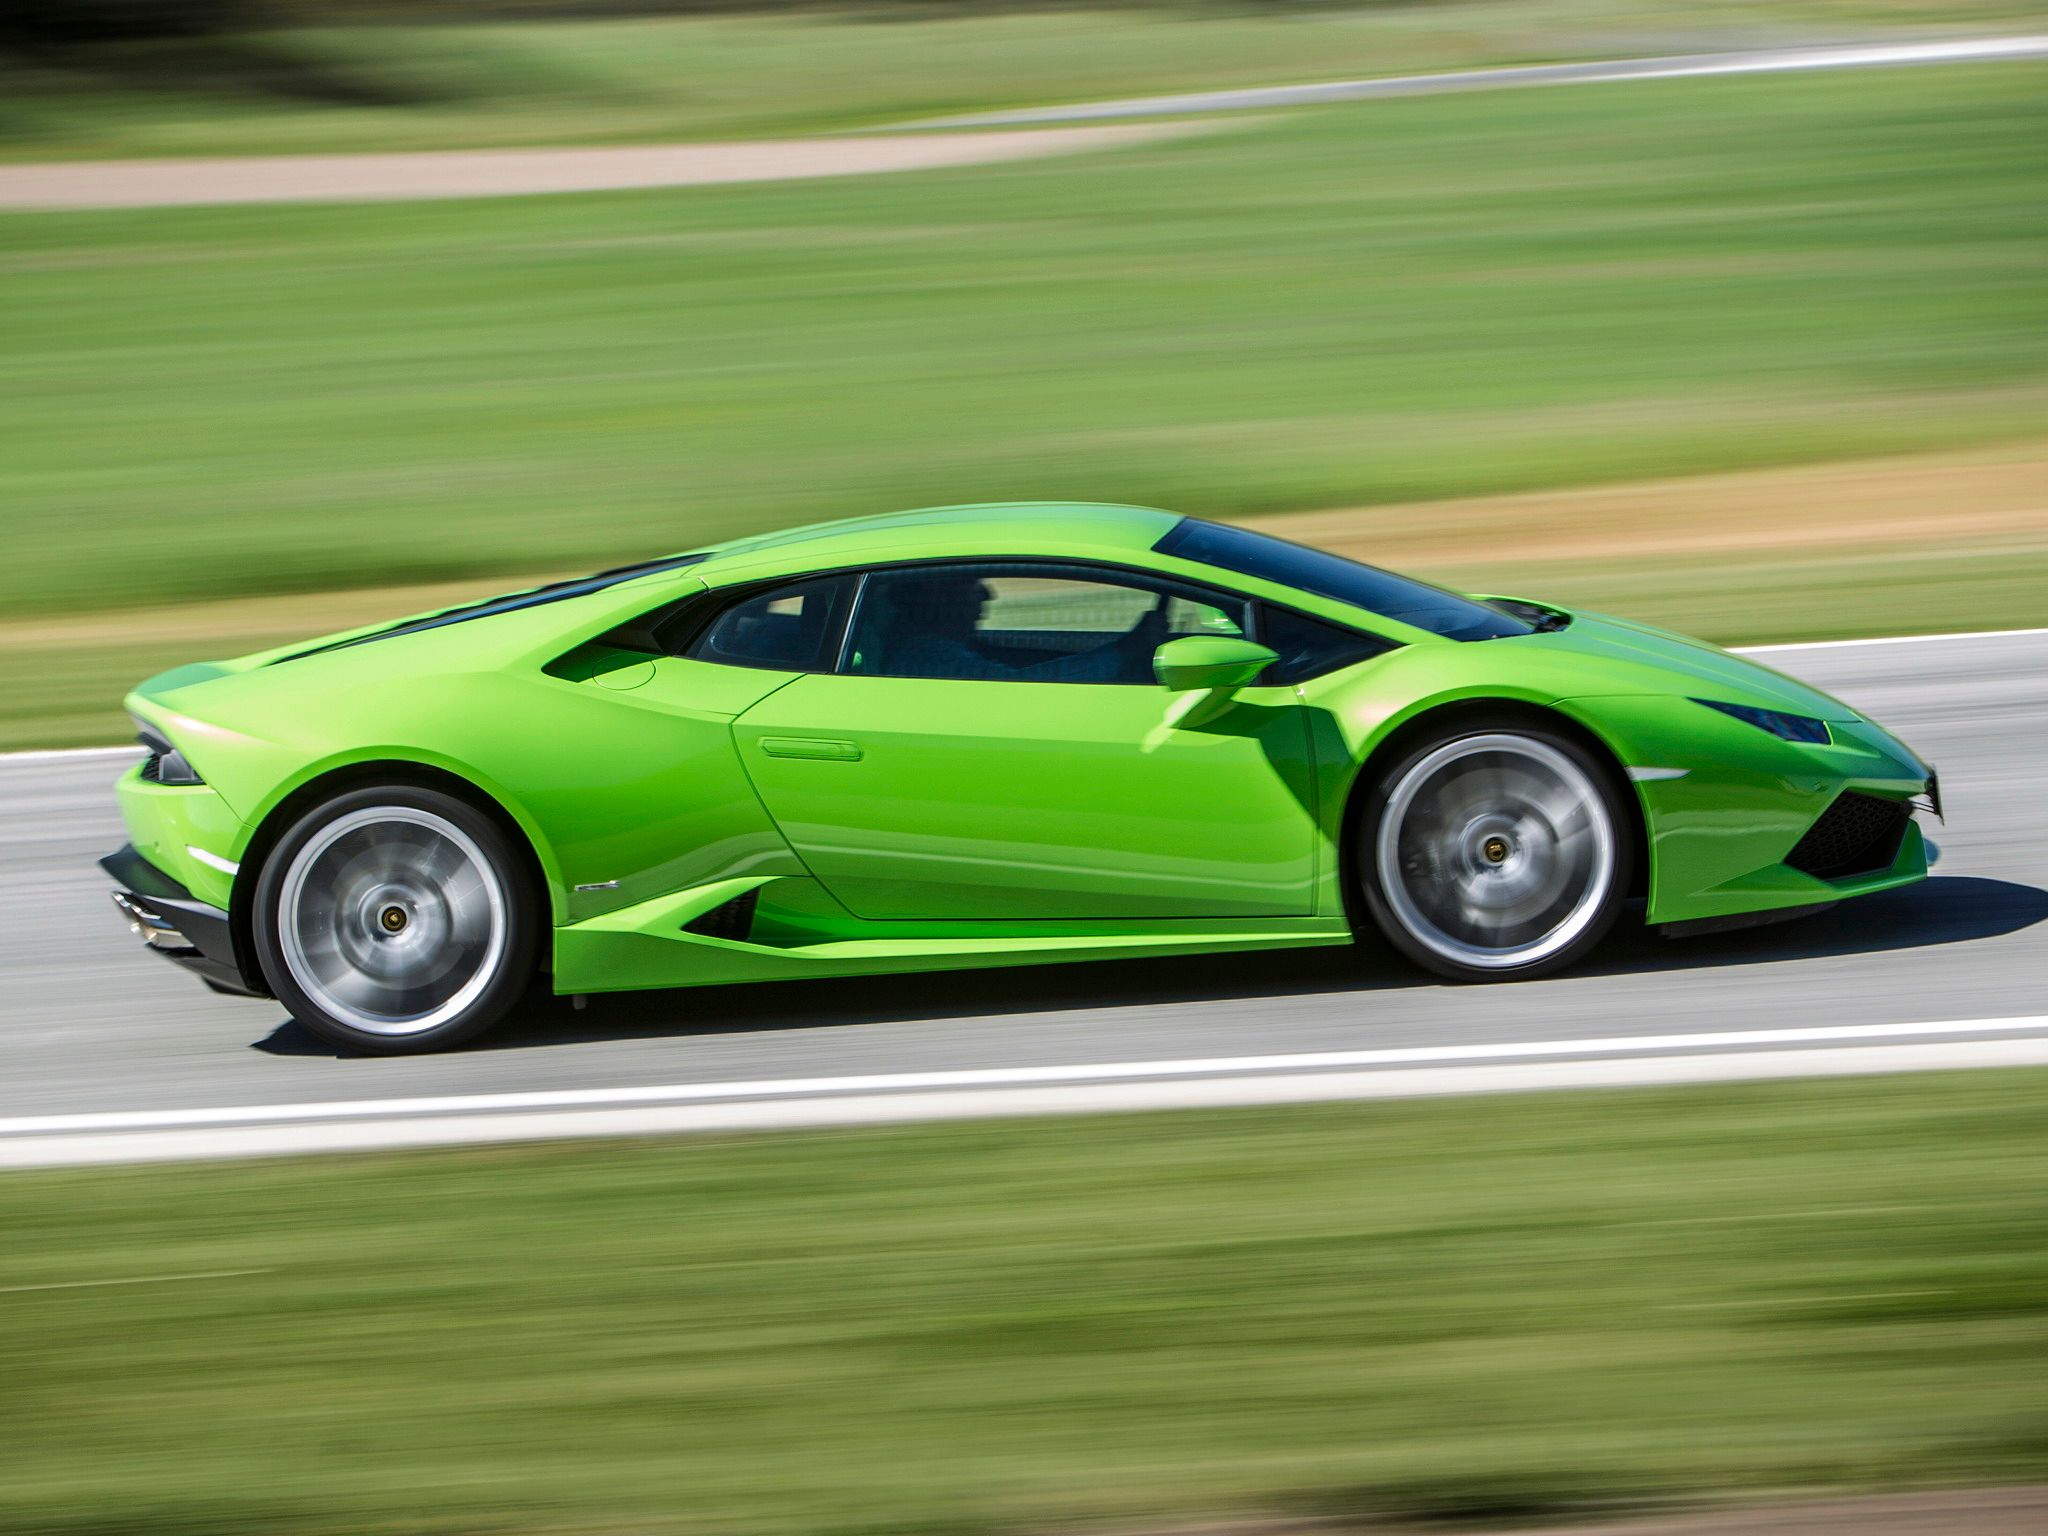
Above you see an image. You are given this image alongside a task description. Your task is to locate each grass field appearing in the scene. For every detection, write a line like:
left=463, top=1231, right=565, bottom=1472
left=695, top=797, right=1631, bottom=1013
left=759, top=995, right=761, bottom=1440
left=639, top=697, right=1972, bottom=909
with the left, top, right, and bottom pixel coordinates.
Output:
left=4, top=1, right=2042, bottom=160
left=3, top=1070, right=2045, bottom=1535
left=3, top=59, right=2045, bottom=745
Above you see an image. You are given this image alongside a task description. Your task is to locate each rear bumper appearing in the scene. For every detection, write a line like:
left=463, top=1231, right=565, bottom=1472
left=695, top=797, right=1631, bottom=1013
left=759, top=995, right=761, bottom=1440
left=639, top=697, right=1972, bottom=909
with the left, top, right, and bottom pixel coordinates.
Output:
left=100, top=843, right=267, bottom=998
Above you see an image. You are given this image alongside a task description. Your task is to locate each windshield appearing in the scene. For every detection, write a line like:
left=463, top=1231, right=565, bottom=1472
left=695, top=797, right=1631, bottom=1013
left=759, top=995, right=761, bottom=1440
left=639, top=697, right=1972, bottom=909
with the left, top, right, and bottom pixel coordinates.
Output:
left=1153, top=519, right=1534, bottom=641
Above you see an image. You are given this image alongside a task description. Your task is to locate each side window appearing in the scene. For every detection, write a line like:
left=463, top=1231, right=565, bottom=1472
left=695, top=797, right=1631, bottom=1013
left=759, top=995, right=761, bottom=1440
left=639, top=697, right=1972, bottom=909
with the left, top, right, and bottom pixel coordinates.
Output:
left=682, top=575, right=855, bottom=673
left=846, top=564, right=1248, bottom=685
left=1258, top=605, right=1394, bottom=684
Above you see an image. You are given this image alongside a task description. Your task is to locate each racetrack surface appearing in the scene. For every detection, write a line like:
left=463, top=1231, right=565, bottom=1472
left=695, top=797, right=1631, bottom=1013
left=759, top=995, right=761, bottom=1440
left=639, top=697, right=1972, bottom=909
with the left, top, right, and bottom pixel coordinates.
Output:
left=3, top=631, right=2045, bottom=1164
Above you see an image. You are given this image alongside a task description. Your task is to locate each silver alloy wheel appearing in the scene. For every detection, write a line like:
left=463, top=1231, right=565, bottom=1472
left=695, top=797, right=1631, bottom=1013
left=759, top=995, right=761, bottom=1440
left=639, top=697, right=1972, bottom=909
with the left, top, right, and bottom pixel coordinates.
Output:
left=1375, top=733, right=1616, bottom=970
left=276, top=806, right=507, bottom=1036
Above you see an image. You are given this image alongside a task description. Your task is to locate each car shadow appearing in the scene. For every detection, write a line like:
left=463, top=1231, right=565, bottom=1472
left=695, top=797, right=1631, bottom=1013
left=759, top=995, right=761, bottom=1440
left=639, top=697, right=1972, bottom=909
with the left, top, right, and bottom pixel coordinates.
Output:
left=252, top=874, right=2048, bottom=1059
left=1585, top=873, right=2048, bottom=977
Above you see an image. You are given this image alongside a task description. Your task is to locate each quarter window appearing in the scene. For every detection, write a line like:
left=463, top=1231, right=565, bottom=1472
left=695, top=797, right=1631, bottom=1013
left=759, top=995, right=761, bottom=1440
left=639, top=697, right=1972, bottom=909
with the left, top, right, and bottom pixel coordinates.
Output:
left=682, top=575, right=856, bottom=673
left=846, top=564, right=1249, bottom=685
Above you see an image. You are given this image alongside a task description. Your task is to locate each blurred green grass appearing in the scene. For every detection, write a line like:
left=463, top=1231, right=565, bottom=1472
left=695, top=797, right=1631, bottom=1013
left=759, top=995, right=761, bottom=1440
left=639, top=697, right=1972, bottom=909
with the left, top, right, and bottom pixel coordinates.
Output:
left=2, top=61, right=2045, bottom=744
left=3, top=1071, right=2045, bottom=1535
left=5, top=1, right=2042, bottom=159
left=4, top=63, right=2043, bottom=608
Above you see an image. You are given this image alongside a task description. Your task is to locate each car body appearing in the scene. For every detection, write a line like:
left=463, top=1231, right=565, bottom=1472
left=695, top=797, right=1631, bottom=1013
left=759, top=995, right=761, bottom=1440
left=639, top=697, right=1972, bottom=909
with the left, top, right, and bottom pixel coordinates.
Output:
left=105, top=502, right=1937, bottom=1051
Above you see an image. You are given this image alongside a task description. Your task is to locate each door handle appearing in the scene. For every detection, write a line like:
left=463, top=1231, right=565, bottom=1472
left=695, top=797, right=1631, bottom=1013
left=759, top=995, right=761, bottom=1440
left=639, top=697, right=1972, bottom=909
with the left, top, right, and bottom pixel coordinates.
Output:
left=758, top=736, right=863, bottom=762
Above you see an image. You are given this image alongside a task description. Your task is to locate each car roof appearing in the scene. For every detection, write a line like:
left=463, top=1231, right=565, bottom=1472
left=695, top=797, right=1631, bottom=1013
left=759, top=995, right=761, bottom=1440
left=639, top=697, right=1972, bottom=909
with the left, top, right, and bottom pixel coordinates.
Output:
left=683, top=502, right=1183, bottom=583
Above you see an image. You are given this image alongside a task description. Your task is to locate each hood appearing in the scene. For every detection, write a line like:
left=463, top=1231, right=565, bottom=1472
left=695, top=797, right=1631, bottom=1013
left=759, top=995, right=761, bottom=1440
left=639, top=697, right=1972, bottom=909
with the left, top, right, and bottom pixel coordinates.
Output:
left=1529, top=609, right=1859, bottom=721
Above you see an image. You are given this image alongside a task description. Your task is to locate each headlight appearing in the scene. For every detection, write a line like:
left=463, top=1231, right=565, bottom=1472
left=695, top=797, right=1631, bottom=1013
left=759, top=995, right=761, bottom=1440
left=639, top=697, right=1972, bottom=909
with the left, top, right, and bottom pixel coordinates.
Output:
left=135, top=723, right=205, bottom=786
left=1691, top=698, right=1831, bottom=745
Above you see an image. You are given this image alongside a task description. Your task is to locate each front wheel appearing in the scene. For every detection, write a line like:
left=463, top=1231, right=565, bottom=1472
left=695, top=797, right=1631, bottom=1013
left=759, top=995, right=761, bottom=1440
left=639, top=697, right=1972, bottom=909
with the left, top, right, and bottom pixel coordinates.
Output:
left=252, top=786, right=538, bottom=1053
left=1359, top=726, right=1631, bottom=981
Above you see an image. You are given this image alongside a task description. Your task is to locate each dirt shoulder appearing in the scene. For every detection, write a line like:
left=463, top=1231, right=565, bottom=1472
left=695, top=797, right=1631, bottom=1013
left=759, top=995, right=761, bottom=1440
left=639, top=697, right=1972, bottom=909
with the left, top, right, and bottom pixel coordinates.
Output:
left=0, top=122, right=1203, bottom=210
left=12, top=441, right=2040, bottom=649
left=1246, top=441, right=2048, bottom=573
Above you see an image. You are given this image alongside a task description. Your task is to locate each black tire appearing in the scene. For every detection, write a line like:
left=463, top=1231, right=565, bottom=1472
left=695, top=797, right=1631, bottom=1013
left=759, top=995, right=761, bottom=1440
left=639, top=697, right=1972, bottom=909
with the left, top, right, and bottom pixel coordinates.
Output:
left=1357, top=720, right=1633, bottom=982
left=252, top=785, right=539, bottom=1054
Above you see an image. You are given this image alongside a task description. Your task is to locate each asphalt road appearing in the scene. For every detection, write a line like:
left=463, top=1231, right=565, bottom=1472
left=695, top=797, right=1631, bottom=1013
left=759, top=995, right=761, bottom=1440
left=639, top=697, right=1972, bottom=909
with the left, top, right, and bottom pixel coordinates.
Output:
left=3, top=630, right=2045, bottom=1163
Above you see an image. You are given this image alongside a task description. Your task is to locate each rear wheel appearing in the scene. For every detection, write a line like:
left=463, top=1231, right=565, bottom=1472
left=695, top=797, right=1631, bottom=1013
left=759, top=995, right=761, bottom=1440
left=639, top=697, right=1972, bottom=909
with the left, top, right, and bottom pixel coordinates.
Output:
left=1359, top=725, right=1630, bottom=981
left=252, top=785, right=538, bottom=1053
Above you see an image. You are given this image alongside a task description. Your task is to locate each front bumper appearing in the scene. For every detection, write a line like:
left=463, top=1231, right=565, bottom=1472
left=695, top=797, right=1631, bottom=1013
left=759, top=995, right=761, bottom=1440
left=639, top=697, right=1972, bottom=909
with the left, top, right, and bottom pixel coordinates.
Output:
left=1557, top=695, right=1936, bottom=926
left=101, top=843, right=267, bottom=998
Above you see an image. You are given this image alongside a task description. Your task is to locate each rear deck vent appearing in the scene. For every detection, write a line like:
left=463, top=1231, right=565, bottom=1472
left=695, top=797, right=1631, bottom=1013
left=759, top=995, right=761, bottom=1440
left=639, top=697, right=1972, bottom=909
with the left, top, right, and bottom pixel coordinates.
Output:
left=1785, top=792, right=1909, bottom=882
left=682, top=887, right=760, bottom=942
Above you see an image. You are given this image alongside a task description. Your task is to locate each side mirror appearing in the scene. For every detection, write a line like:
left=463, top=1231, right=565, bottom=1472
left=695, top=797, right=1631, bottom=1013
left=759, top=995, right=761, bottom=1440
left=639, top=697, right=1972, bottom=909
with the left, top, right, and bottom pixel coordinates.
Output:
left=1153, top=635, right=1278, bottom=694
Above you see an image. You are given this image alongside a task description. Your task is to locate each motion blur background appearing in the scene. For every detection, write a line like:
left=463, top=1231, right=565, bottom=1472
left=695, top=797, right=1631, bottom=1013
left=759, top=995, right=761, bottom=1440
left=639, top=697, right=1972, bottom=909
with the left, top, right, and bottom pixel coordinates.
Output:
left=2, top=4, right=2045, bottom=1534
left=3, top=0, right=2045, bottom=749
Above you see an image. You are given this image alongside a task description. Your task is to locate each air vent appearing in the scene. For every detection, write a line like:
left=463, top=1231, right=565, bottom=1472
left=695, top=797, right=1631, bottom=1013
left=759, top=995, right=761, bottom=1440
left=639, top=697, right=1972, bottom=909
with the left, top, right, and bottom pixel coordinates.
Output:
left=1786, top=792, right=1910, bottom=881
left=683, top=888, right=760, bottom=942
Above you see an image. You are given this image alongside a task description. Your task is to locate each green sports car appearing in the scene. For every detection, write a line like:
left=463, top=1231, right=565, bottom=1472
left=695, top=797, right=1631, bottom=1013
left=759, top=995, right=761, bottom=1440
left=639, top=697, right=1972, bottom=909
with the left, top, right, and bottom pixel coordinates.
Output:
left=104, top=503, right=1937, bottom=1053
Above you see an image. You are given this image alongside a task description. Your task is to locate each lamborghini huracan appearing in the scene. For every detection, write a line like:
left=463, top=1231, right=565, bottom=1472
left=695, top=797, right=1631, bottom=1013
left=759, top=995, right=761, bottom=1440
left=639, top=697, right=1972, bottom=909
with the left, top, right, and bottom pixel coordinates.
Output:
left=104, top=503, right=1938, bottom=1052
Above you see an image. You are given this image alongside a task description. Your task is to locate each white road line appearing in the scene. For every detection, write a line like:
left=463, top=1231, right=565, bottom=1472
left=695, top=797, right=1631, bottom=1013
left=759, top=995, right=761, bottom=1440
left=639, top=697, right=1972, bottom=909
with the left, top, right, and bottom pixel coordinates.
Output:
left=908, top=35, right=2048, bottom=128
left=0, top=1269, right=271, bottom=1294
left=8, top=1037, right=2048, bottom=1167
left=3, top=1016, right=2042, bottom=1140
left=4, top=626, right=2043, bottom=765
left=1737, top=627, right=2048, bottom=653
left=0, top=745, right=141, bottom=763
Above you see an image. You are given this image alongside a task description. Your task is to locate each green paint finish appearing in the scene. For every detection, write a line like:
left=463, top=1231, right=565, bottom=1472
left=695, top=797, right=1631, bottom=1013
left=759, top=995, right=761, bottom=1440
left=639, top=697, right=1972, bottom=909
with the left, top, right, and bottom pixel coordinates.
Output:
left=110, top=503, right=1933, bottom=998
left=734, top=674, right=1319, bottom=921
left=110, top=769, right=245, bottom=912
left=1153, top=635, right=1279, bottom=694
left=1556, top=691, right=1932, bottom=923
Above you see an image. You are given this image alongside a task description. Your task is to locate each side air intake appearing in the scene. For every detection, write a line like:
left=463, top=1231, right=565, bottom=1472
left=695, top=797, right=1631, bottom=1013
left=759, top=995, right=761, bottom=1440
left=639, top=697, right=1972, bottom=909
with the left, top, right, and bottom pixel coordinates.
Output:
left=682, top=887, right=760, bottom=942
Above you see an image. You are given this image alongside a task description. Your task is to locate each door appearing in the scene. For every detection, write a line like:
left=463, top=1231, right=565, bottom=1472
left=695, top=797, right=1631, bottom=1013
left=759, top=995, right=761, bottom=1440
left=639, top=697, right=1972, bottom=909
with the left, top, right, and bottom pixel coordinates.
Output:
left=732, top=562, right=1320, bottom=921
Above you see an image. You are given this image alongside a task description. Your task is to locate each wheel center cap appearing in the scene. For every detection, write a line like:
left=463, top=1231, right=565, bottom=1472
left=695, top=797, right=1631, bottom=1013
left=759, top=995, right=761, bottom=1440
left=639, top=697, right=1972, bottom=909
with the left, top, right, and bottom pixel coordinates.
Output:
left=379, top=905, right=409, bottom=934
